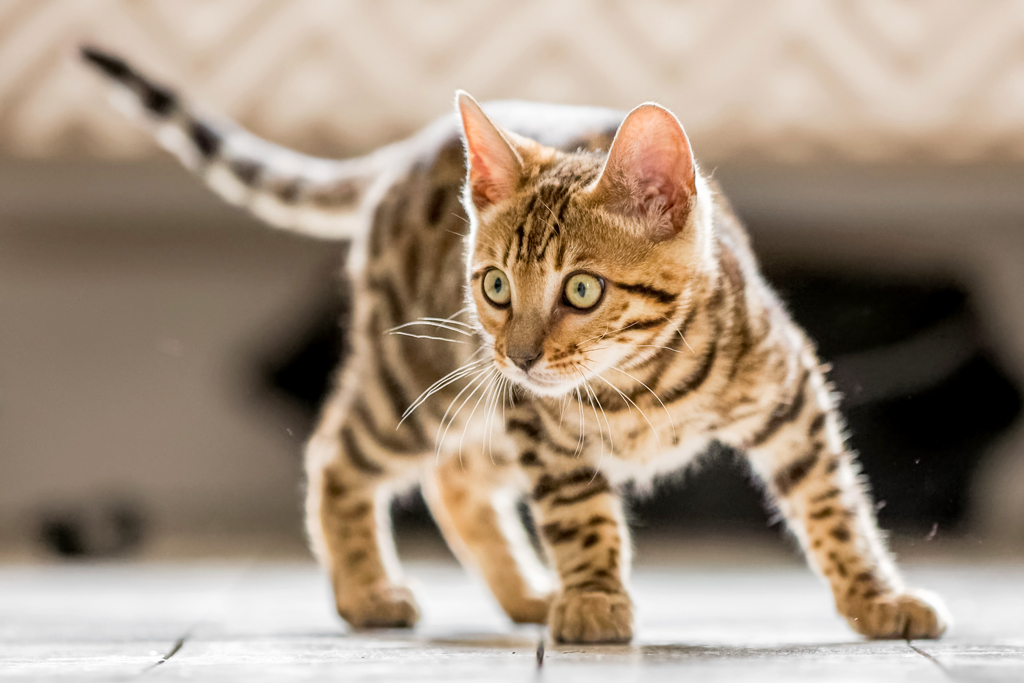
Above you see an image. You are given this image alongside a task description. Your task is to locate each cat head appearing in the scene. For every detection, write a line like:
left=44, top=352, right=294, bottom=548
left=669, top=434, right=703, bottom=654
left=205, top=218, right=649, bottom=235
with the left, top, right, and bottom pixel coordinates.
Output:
left=457, top=92, right=714, bottom=398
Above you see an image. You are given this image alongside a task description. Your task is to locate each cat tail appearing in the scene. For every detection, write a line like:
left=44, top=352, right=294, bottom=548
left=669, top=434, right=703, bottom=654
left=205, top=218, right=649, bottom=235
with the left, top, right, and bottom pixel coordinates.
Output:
left=80, top=45, right=385, bottom=240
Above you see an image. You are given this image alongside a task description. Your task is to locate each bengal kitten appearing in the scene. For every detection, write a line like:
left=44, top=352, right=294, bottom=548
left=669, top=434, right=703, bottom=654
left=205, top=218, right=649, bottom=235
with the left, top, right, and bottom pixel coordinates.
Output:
left=82, top=46, right=949, bottom=644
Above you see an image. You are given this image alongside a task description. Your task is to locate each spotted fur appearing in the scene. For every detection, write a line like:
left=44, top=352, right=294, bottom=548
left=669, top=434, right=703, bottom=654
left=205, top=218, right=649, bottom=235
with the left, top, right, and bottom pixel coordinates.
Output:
left=83, top=46, right=949, bottom=644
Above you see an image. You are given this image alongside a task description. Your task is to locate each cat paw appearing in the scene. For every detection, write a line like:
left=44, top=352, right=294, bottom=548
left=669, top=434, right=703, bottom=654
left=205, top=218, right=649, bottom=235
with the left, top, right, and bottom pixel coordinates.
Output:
left=549, top=590, right=633, bottom=644
left=847, top=589, right=950, bottom=640
left=504, top=593, right=552, bottom=625
left=336, top=582, right=420, bottom=630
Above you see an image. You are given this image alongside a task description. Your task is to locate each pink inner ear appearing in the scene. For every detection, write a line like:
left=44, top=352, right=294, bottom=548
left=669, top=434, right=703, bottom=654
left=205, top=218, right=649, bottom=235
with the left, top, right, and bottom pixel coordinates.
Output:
left=595, top=104, right=696, bottom=238
left=640, top=151, right=686, bottom=208
left=457, top=92, right=521, bottom=209
left=468, top=142, right=513, bottom=207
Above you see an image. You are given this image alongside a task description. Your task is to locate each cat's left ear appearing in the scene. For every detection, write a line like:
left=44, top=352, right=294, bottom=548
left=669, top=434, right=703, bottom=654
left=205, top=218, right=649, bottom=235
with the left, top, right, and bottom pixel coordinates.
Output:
left=589, top=103, right=697, bottom=241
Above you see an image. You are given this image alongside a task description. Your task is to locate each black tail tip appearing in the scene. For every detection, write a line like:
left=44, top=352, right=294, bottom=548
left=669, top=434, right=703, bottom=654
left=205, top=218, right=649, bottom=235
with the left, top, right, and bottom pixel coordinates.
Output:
left=79, top=45, right=180, bottom=117
left=80, top=45, right=131, bottom=80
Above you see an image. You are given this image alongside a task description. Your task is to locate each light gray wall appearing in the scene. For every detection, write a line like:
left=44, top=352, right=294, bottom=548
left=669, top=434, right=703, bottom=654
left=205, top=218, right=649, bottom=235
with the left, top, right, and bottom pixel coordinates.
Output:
left=0, top=160, right=342, bottom=547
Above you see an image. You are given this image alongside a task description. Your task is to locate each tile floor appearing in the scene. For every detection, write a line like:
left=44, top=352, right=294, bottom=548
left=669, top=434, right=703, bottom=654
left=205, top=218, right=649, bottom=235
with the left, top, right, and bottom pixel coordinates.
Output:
left=1, top=544, right=1022, bottom=682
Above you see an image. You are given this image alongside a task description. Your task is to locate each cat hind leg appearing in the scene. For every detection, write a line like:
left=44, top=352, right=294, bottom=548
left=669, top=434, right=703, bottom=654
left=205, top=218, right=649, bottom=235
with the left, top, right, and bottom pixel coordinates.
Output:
left=305, top=381, right=433, bottom=629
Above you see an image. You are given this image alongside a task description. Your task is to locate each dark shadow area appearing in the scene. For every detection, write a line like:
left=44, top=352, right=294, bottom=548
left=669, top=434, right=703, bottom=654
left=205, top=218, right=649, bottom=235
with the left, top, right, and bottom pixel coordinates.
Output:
left=36, top=498, right=146, bottom=559
left=766, top=266, right=1021, bottom=534
left=261, top=244, right=352, bottom=420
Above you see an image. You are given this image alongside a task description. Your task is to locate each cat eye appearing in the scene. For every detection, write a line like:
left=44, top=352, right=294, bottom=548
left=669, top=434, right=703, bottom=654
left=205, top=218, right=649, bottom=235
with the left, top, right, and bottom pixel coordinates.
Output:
left=482, top=268, right=512, bottom=307
left=563, top=273, right=604, bottom=310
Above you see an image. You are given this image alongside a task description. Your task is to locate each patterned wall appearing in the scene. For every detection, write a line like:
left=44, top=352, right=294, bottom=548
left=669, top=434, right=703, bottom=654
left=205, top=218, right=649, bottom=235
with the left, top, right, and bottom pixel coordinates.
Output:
left=2, top=0, right=1023, bottom=162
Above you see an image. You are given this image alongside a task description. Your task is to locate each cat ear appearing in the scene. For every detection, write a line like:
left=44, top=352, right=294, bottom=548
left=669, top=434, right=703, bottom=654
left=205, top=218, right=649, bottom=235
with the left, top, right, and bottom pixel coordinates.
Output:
left=456, top=91, right=523, bottom=210
left=590, top=103, right=697, bottom=241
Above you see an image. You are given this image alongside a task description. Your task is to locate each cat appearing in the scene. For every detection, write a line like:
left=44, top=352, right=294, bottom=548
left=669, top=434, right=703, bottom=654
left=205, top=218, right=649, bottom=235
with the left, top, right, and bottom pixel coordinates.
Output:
left=81, top=45, right=950, bottom=644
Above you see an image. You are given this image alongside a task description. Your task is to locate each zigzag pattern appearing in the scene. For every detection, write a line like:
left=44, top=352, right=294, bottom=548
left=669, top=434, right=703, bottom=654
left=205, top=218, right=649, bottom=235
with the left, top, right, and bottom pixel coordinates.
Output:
left=1, top=0, right=1022, bottom=161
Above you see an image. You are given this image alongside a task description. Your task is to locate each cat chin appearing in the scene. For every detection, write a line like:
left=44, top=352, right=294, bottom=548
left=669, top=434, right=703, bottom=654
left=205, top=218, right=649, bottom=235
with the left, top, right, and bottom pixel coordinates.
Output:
left=523, top=383, right=577, bottom=398
left=504, top=370, right=578, bottom=398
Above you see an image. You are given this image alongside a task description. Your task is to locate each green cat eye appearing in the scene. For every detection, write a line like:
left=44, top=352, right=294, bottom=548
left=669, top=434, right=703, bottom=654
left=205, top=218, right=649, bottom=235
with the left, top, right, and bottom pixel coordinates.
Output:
left=564, top=273, right=603, bottom=310
left=482, top=268, right=511, bottom=306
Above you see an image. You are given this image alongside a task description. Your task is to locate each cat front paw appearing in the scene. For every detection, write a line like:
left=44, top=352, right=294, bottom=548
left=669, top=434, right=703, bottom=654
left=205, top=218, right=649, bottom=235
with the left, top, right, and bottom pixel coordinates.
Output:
left=336, top=581, right=420, bottom=630
left=847, top=589, right=950, bottom=640
left=549, top=590, right=633, bottom=644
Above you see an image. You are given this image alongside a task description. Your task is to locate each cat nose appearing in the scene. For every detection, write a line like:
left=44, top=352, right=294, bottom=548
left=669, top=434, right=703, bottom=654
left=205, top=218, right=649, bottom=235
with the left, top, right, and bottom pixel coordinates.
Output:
left=508, top=350, right=543, bottom=372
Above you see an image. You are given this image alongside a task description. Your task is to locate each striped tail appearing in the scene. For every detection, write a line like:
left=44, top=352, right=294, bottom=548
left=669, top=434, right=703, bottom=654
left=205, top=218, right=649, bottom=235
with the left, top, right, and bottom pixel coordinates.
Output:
left=80, top=45, right=384, bottom=240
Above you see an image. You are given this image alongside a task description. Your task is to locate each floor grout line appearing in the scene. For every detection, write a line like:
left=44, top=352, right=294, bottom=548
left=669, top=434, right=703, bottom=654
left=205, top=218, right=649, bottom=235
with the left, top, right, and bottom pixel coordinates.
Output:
left=135, top=551, right=261, bottom=678
left=140, top=633, right=189, bottom=675
left=907, top=639, right=960, bottom=682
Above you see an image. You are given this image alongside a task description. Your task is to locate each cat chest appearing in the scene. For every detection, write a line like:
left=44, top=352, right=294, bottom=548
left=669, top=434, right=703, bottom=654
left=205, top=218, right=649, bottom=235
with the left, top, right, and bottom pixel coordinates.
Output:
left=584, top=404, right=721, bottom=481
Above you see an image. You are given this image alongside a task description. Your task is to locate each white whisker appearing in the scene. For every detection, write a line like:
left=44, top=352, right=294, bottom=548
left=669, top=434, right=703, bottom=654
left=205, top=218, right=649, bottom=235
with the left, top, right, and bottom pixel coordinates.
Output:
left=387, top=319, right=473, bottom=336
left=658, top=313, right=695, bottom=355
left=582, top=376, right=612, bottom=483
left=577, top=318, right=650, bottom=350
left=401, top=356, right=490, bottom=424
left=459, top=368, right=500, bottom=461
left=573, top=382, right=586, bottom=457
left=445, top=305, right=472, bottom=320
left=583, top=363, right=663, bottom=453
left=485, top=374, right=507, bottom=462
left=388, top=331, right=469, bottom=344
left=577, top=324, right=618, bottom=348
left=606, top=364, right=678, bottom=441
left=404, top=357, right=489, bottom=418
left=501, top=376, right=509, bottom=430
left=637, top=343, right=685, bottom=355
left=420, top=316, right=475, bottom=329
left=580, top=375, right=610, bottom=470
left=434, top=365, right=495, bottom=463
left=482, top=371, right=500, bottom=461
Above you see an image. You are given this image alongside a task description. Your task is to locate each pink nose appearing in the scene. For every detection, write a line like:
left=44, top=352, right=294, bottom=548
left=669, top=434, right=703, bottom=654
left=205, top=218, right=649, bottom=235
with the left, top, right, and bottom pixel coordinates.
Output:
left=508, top=351, right=543, bottom=372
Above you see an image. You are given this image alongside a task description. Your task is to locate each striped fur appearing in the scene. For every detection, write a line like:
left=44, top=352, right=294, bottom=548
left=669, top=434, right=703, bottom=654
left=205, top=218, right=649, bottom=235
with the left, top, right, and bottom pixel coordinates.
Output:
left=82, top=46, right=949, bottom=644
left=81, top=46, right=392, bottom=240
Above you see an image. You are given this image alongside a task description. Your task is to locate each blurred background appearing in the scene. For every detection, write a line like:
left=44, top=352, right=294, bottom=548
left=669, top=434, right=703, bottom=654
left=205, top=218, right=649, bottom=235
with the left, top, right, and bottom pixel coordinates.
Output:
left=2, top=0, right=1024, bottom=562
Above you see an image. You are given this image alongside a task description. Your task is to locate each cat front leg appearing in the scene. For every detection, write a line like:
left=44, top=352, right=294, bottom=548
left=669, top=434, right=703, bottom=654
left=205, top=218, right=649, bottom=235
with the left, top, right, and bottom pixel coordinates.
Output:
left=744, top=363, right=950, bottom=639
left=508, top=414, right=634, bottom=643
left=422, top=449, right=552, bottom=624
